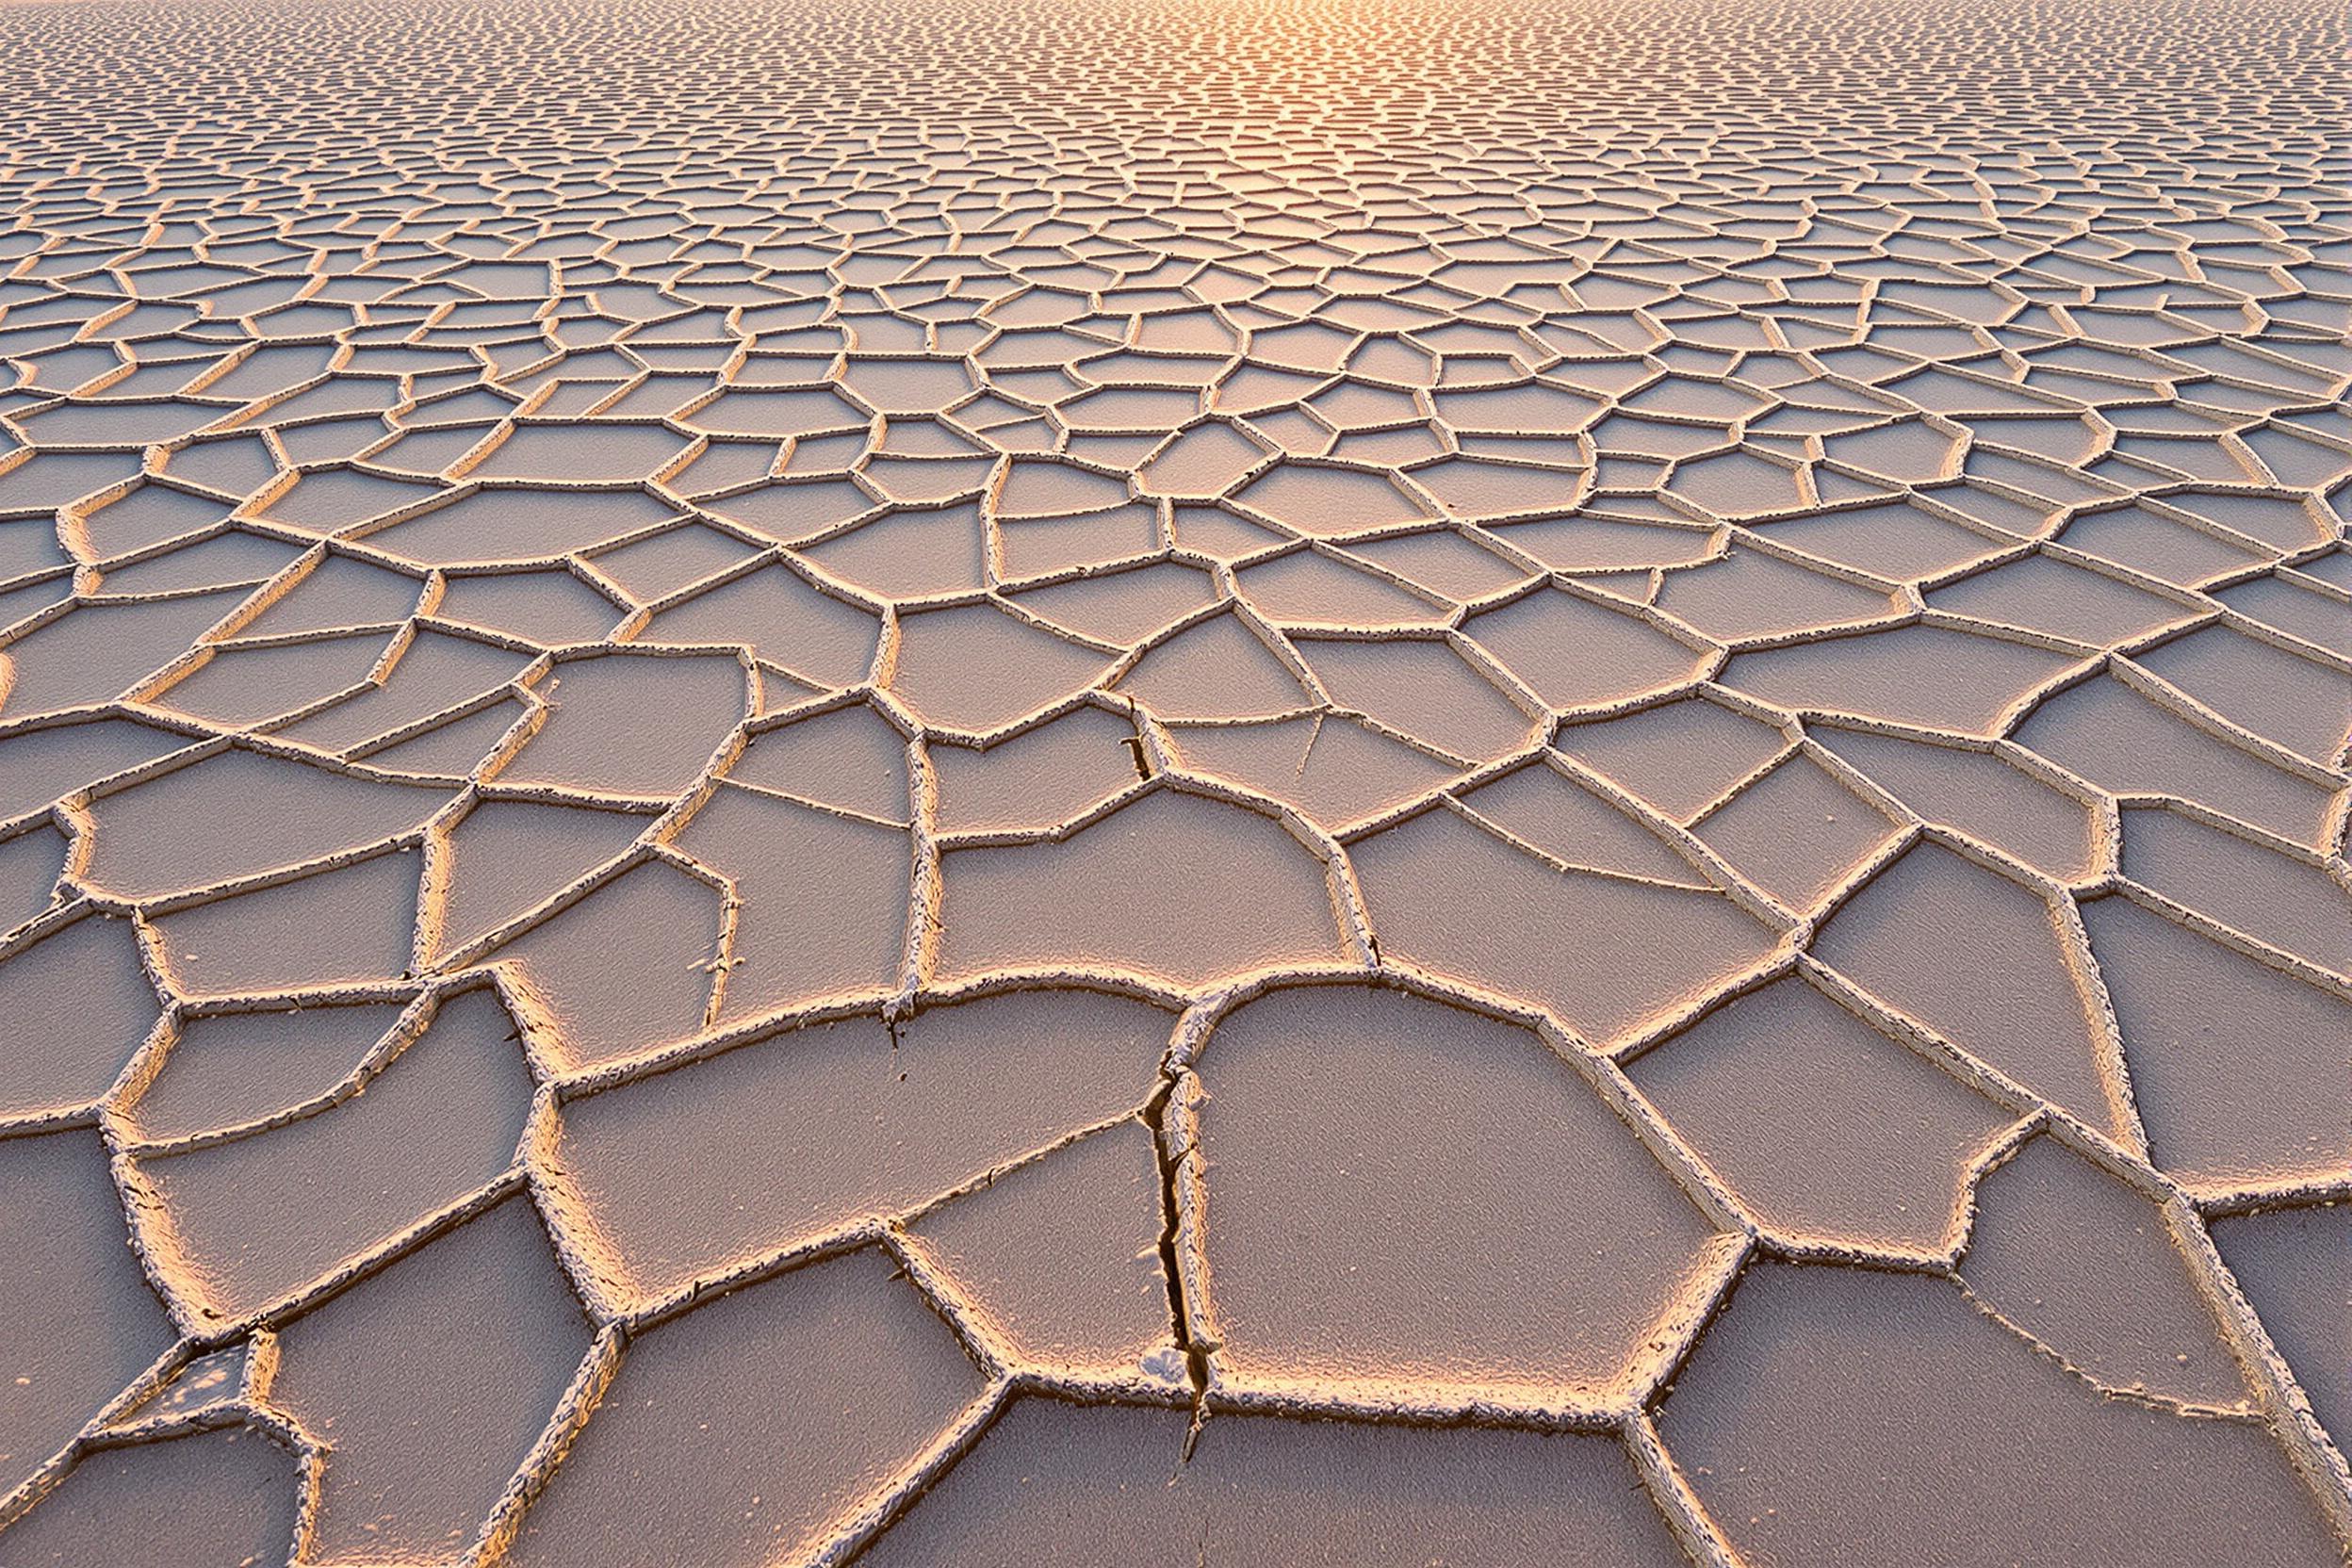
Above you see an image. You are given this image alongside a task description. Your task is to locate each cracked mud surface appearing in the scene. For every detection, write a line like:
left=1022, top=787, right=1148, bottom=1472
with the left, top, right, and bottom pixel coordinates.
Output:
left=0, top=0, right=2348, bottom=1561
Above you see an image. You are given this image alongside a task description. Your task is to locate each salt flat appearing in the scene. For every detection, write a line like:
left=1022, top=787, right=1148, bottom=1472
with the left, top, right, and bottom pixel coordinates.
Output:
left=0, top=0, right=2347, bottom=1561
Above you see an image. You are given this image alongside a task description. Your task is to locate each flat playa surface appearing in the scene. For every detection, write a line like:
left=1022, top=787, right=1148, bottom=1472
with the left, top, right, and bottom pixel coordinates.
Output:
left=0, top=0, right=2347, bottom=1561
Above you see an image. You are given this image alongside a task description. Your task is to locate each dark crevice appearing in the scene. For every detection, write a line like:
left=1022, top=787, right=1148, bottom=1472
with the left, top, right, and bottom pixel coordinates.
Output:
left=1142, top=1073, right=1214, bottom=1464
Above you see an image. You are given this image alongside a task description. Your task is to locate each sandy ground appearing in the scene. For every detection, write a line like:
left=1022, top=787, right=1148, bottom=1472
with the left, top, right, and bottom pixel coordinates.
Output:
left=0, top=0, right=2346, bottom=1561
